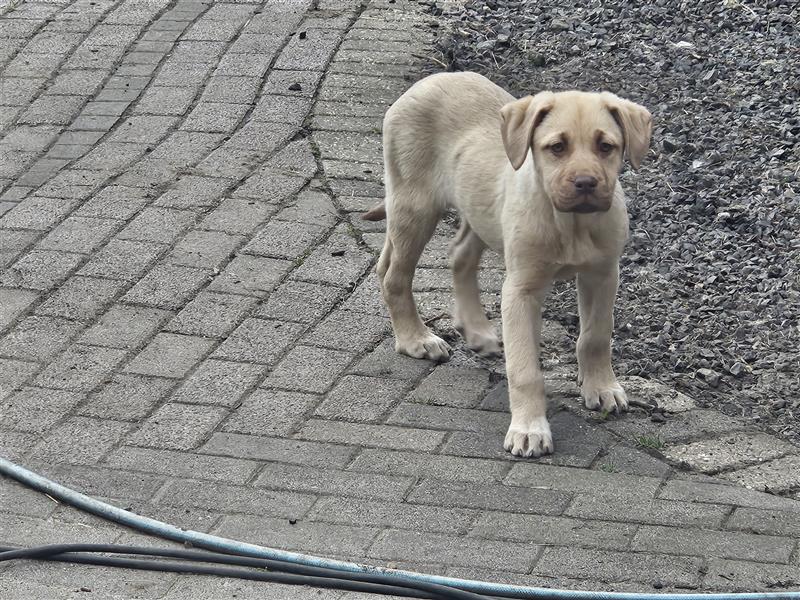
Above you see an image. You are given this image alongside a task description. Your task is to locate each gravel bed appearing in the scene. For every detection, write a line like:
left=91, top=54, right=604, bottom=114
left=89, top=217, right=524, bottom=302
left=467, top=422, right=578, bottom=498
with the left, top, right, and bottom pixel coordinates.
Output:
left=420, top=0, right=799, bottom=443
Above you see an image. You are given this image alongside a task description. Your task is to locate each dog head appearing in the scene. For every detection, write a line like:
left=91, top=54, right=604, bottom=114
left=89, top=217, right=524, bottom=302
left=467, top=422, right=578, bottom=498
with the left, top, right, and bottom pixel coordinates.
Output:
left=500, top=90, right=652, bottom=214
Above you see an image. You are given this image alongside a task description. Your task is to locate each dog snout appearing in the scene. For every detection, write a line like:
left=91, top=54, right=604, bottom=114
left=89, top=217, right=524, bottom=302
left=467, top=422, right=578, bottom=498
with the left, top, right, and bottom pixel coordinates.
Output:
left=573, top=175, right=598, bottom=195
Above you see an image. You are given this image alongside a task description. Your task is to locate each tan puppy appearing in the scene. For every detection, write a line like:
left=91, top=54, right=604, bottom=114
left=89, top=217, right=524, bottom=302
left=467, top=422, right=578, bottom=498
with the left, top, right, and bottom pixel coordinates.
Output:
left=373, top=72, right=651, bottom=457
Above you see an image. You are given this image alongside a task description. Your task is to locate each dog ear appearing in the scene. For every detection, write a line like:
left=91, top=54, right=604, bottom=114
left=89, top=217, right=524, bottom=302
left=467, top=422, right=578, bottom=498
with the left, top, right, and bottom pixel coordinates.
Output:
left=500, top=92, right=555, bottom=170
left=602, top=93, right=652, bottom=170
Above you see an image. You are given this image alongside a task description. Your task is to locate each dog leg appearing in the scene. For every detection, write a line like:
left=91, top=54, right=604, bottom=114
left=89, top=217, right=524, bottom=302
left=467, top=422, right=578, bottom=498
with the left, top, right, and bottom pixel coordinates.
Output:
left=576, top=264, right=628, bottom=413
left=449, top=222, right=501, bottom=357
left=378, top=196, right=451, bottom=362
left=501, top=277, right=554, bottom=457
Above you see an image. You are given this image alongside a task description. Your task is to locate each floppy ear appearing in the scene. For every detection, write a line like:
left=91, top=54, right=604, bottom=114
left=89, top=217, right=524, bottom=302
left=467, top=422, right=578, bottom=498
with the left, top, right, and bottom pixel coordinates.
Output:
left=500, top=92, right=555, bottom=170
left=602, top=93, right=652, bottom=170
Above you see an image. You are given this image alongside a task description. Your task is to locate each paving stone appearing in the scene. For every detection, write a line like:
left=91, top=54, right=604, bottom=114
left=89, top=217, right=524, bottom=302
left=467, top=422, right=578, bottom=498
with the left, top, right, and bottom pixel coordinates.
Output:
left=256, top=280, right=344, bottom=324
left=171, top=359, right=265, bottom=407
left=165, top=292, right=258, bottom=338
left=264, top=69, right=324, bottom=98
left=408, top=364, right=491, bottom=409
left=0, top=480, right=59, bottom=519
left=349, top=448, right=508, bottom=482
left=37, top=216, right=121, bottom=254
left=506, top=463, right=662, bottom=499
left=0, top=77, right=46, bottom=106
left=303, top=309, right=388, bottom=353
left=0, top=195, right=81, bottom=230
left=241, top=219, right=327, bottom=260
left=181, top=102, right=248, bottom=133
left=106, top=446, right=259, bottom=484
left=156, top=479, right=314, bottom=517
left=275, top=28, right=343, bottom=70
left=79, top=374, right=176, bottom=421
left=0, top=387, right=83, bottom=434
left=165, top=230, right=244, bottom=270
left=263, top=345, right=354, bottom=394
left=214, top=51, right=272, bottom=77
left=74, top=186, right=151, bottom=220
left=594, top=443, right=673, bottom=477
left=118, top=207, right=198, bottom=244
left=368, top=530, right=540, bottom=573
left=727, top=506, right=800, bottom=537
left=224, top=389, right=317, bottom=436
left=125, top=333, right=214, bottom=378
left=315, top=374, right=407, bottom=423
left=216, top=514, right=377, bottom=556
left=1, top=513, right=121, bottom=548
left=29, top=417, right=131, bottom=465
left=297, top=419, right=447, bottom=452
left=351, top=339, right=435, bottom=381
left=154, top=175, right=231, bottom=210
left=225, top=121, right=296, bottom=153
left=199, top=198, right=277, bottom=235
left=201, top=432, right=357, bottom=469
left=386, top=403, right=510, bottom=434
left=2, top=125, right=60, bottom=151
left=79, top=238, right=165, bottom=281
left=0, top=288, right=39, bottom=332
left=211, top=318, right=305, bottom=365
left=719, top=455, right=800, bottom=493
left=664, top=433, right=797, bottom=474
left=705, top=558, right=800, bottom=591
left=107, top=115, right=179, bottom=145
left=291, top=234, right=373, bottom=289
left=659, top=478, right=800, bottom=512
left=161, top=579, right=337, bottom=600
left=632, top=524, right=794, bottom=563
left=275, top=190, right=338, bottom=226
left=534, top=547, right=702, bottom=587
left=33, top=344, right=126, bottom=392
left=207, top=255, right=292, bottom=297
left=122, top=263, right=212, bottom=310
left=0, top=316, right=84, bottom=362
left=132, top=85, right=197, bottom=116
left=20, top=95, right=86, bottom=125
left=79, top=101, right=132, bottom=118
left=78, top=305, right=171, bottom=349
left=233, top=168, right=307, bottom=201
left=604, top=409, right=746, bottom=445
left=309, top=496, right=475, bottom=535
left=130, top=403, right=228, bottom=450
left=34, top=275, right=126, bottom=322
left=251, top=93, right=314, bottom=125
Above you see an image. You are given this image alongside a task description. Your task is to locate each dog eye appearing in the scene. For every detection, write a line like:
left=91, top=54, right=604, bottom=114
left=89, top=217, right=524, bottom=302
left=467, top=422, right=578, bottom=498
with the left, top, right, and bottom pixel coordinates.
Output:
left=598, top=142, right=615, bottom=154
left=549, top=142, right=566, bottom=155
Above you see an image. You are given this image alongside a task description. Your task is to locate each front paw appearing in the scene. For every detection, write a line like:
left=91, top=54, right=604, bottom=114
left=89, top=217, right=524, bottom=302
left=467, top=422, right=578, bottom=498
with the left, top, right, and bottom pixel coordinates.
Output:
left=581, top=380, right=628, bottom=413
left=503, top=416, right=554, bottom=457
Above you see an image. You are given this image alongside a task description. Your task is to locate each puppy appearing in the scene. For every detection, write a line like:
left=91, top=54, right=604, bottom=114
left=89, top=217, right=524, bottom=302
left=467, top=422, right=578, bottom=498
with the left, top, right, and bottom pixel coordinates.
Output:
left=371, top=72, right=651, bottom=457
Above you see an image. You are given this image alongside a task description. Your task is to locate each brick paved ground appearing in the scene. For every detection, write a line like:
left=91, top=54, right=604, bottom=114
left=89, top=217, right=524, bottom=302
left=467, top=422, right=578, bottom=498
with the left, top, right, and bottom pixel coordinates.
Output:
left=1, top=0, right=799, bottom=597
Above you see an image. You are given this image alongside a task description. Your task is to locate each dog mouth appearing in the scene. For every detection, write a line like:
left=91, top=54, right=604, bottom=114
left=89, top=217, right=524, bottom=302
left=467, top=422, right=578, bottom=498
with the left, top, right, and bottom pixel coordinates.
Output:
left=571, top=203, right=601, bottom=213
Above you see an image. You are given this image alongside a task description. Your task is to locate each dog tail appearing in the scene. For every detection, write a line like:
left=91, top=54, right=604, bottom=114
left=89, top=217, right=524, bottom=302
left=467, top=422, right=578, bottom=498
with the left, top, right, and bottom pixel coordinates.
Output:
left=361, top=202, right=386, bottom=221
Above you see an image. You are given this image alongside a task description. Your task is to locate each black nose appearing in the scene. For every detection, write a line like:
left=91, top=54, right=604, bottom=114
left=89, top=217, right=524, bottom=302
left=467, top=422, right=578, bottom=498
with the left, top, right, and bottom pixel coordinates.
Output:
left=574, top=176, right=598, bottom=194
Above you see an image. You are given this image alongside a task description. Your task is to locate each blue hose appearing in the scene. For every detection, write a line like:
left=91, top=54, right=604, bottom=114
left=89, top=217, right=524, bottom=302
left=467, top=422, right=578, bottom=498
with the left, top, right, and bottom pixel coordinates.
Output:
left=1, top=456, right=798, bottom=600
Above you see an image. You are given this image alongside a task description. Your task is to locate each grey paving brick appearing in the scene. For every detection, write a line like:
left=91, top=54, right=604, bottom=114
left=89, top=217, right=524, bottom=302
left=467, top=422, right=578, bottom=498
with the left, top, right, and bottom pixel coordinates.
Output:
left=409, top=478, right=571, bottom=516
left=161, top=579, right=337, bottom=600
left=183, top=18, right=245, bottom=42
left=29, top=417, right=131, bottom=465
left=149, top=131, right=226, bottom=166
left=79, top=374, right=176, bottom=421
left=0, top=316, right=83, bottom=362
left=275, top=28, right=343, bottom=70
left=215, top=514, right=377, bottom=556
left=534, top=547, right=703, bottom=587
left=263, top=345, right=354, bottom=393
left=199, top=198, right=277, bottom=234
left=69, top=114, right=119, bottom=130
left=506, top=463, right=662, bottom=499
left=727, top=506, right=800, bottom=537
left=38, top=216, right=121, bottom=253
left=208, top=255, right=292, bottom=297
left=311, top=114, right=383, bottom=133
left=251, top=93, right=314, bottom=125
left=0, top=480, right=59, bottom=519
left=132, top=85, right=197, bottom=116
left=122, top=263, right=212, bottom=310
left=212, top=318, right=305, bottom=365
left=214, top=51, right=272, bottom=78
left=2, top=125, right=60, bottom=152
left=35, top=275, right=126, bottom=321
left=659, top=478, right=800, bottom=512
left=20, top=94, right=86, bottom=125
left=154, top=175, right=231, bottom=210
left=632, top=524, right=793, bottom=563
left=170, top=359, right=265, bottom=407
left=233, top=168, right=308, bottom=202
left=565, top=490, right=729, bottom=528
left=720, top=455, right=800, bottom=493
left=165, top=230, right=244, bottom=270
left=349, top=448, right=509, bottom=482
left=0, top=195, right=81, bottom=230
left=241, top=219, right=327, bottom=260
left=107, top=115, right=179, bottom=144
left=181, top=102, right=248, bottom=133
left=224, top=389, right=316, bottom=436
left=38, top=462, right=166, bottom=501
left=387, top=403, right=510, bottom=434
left=254, top=461, right=412, bottom=501
left=0, top=288, right=39, bottom=331
left=117, top=207, right=198, bottom=244
left=33, top=344, right=126, bottom=392
left=130, top=403, right=227, bottom=450
left=79, top=101, right=132, bottom=118
left=72, top=142, right=145, bottom=172
left=368, top=530, right=540, bottom=573
left=309, top=496, right=476, bottom=535
left=0, top=430, right=37, bottom=462
left=315, top=374, right=406, bottom=423
left=605, top=409, right=745, bottom=445
left=226, top=121, right=296, bottom=153
left=470, top=511, right=637, bottom=551
left=0, top=77, right=46, bottom=106
left=350, top=339, right=434, bottom=381
left=408, top=364, right=492, bottom=410
left=666, top=432, right=796, bottom=474
left=201, top=76, right=260, bottom=104
left=705, top=558, right=800, bottom=590
left=304, top=309, right=388, bottom=353
left=594, top=443, right=672, bottom=478
left=157, top=479, right=314, bottom=518
left=297, top=419, right=446, bottom=452
left=275, top=190, right=338, bottom=227
left=315, top=131, right=382, bottom=163
left=255, top=281, right=344, bottom=324
left=201, top=432, right=357, bottom=469
left=0, top=387, right=83, bottom=434
left=265, top=69, right=324, bottom=98
left=79, top=238, right=165, bottom=280
left=195, top=146, right=270, bottom=179
left=1, top=513, right=121, bottom=547
left=165, top=292, right=258, bottom=338
left=291, top=235, right=373, bottom=289
left=125, top=333, right=214, bottom=378
left=78, top=305, right=171, bottom=349
left=105, top=446, right=259, bottom=484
